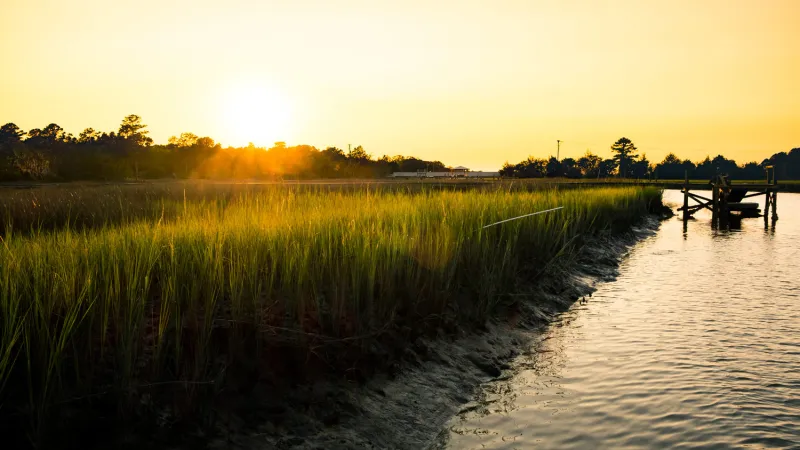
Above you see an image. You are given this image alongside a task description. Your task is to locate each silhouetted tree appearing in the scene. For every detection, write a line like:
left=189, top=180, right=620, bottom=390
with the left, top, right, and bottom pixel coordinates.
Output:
left=740, top=161, right=763, bottom=180
left=348, top=145, right=371, bottom=161
left=610, top=137, right=638, bottom=178
left=710, top=155, right=739, bottom=176
left=316, top=147, right=347, bottom=177
left=0, top=123, right=25, bottom=145
left=577, top=151, right=602, bottom=178
left=499, top=161, right=516, bottom=177
left=168, top=132, right=199, bottom=148
left=545, top=157, right=562, bottom=177
left=763, top=148, right=800, bottom=180
left=598, top=159, right=616, bottom=178
left=629, top=154, right=651, bottom=179
left=785, top=148, right=800, bottom=180
left=681, top=159, right=697, bottom=178
left=0, top=123, right=25, bottom=178
left=654, top=153, right=683, bottom=179
left=78, top=128, right=100, bottom=144
left=26, top=123, right=70, bottom=148
left=519, top=157, right=547, bottom=178
left=694, top=156, right=713, bottom=180
left=118, top=115, right=153, bottom=147
left=561, top=157, right=582, bottom=178
left=117, top=115, right=153, bottom=179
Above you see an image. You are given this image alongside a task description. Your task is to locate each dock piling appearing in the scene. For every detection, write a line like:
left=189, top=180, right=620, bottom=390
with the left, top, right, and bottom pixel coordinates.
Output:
left=680, top=169, right=778, bottom=230
left=711, top=181, right=719, bottom=228
left=719, top=175, right=729, bottom=229
left=682, top=170, right=689, bottom=222
left=764, top=167, right=772, bottom=227
left=772, top=170, right=778, bottom=223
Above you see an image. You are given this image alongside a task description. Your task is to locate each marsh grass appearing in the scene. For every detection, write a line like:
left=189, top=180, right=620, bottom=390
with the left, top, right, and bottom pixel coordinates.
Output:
left=0, top=184, right=661, bottom=446
left=0, top=180, right=660, bottom=236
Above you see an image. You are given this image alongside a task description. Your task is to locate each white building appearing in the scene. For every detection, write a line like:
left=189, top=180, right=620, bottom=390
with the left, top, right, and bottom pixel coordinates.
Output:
left=390, top=166, right=500, bottom=179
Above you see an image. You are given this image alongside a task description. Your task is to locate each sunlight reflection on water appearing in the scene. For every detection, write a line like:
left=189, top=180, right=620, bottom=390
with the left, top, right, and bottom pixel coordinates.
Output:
left=443, top=190, right=800, bottom=449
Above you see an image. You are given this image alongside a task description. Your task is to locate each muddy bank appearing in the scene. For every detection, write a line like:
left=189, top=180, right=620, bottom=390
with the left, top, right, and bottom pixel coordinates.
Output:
left=202, top=216, right=663, bottom=450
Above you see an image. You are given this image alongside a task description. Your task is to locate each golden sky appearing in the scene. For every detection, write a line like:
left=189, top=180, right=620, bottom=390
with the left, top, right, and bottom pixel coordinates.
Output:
left=1, top=0, right=798, bottom=169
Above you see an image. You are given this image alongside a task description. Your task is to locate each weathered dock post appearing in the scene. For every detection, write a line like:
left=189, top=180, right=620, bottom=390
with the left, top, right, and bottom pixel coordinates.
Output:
left=711, top=179, right=719, bottom=228
left=772, top=170, right=779, bottom=222
left=764, top=167, right=772, bottom=227
left=719, top=175, right=729, bottom=229
left=679, top=166, right=778, bottom=231
left=682, top=170, right=689, bottom=222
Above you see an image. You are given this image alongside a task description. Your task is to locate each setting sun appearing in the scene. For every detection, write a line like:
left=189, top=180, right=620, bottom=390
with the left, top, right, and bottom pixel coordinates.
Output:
left=220, top=81, right=292, bottom=147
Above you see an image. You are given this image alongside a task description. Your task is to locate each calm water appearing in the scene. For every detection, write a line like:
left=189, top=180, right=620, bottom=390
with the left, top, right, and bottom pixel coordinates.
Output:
left=443, top=191, right=800, bottom=449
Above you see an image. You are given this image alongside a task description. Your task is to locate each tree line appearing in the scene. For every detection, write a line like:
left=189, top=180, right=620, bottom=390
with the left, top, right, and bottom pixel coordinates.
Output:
left=501, top=137, right=800, bottom=180
left=1, top=120, right=797, bottom=182
left=0, top=115, right=447, bottom=181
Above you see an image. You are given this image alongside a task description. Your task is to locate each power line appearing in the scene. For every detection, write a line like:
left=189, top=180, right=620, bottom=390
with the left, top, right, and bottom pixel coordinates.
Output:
left=482, top=207, right=565, bottom=229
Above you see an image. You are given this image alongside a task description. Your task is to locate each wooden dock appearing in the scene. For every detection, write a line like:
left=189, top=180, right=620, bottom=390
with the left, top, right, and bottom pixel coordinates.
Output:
left=677, top=166, right=779, bottom=229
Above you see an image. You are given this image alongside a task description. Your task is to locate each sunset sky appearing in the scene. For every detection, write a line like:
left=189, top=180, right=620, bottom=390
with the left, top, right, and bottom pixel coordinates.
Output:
left=1, top=0, right=798, bottom=170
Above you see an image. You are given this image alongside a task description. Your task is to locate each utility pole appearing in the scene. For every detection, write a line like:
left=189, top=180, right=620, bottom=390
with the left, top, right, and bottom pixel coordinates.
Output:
left=556, top=140, right=562, bottom=161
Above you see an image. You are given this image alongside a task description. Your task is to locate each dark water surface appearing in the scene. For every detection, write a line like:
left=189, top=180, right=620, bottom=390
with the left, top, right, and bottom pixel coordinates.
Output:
left=442, top=191, right=800, bottom=449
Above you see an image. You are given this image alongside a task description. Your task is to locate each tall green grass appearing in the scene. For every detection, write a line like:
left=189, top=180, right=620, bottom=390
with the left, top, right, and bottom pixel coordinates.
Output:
left=0, top=180, right=659, bottom=236
left=0, top=184, right=661, bottom=445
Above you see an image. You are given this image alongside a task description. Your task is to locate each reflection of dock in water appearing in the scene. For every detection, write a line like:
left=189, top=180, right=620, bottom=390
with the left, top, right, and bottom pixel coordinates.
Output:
left=677, top=166, right=779, bottom=229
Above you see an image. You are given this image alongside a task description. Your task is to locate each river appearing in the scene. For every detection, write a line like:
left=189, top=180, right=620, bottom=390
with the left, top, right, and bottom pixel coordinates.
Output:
left=441, top=190, right=800, bottom=449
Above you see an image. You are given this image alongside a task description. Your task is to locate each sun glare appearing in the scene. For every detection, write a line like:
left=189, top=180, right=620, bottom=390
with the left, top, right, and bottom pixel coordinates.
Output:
left=221, top=81, right=292, bottom=147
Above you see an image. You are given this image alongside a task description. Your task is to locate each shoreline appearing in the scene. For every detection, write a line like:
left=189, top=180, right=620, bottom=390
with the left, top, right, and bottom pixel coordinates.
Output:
left=2, top=178, right=799, bottom=193
left=204, top=215, right=666, bottom=449
left=0, top=187, right=665, bottom=449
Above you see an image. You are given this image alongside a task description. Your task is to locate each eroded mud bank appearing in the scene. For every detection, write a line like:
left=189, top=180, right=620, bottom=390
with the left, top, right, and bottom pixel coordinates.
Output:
left=205, top=217, right=662, bottom=450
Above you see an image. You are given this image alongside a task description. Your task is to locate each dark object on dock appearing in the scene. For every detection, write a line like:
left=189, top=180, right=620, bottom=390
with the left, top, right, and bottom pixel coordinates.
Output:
left=727, top=202, right=760, bottom=218
left=728, top=188, right=747, bottom=203
left=677, top=167, right=779, bottom=229
left=726, top=202, right=759, bottom=211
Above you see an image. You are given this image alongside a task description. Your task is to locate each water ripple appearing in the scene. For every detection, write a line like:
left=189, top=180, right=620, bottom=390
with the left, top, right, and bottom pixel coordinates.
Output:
left=443, top=191, right=800, bottom=449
